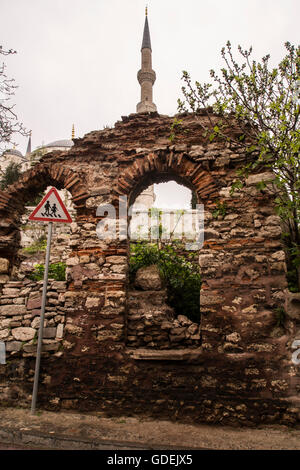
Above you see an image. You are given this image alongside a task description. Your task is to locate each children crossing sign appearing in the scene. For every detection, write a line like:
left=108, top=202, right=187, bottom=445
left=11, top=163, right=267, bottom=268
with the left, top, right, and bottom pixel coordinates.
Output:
left=28, top=187, right=71, bottom=415
left=28, top=187, right=72, bottom=223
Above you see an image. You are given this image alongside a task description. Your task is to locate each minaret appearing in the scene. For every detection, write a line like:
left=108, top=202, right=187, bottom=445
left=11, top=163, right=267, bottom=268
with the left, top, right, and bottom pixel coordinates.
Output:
left=25, top=131, right=32, bottom=158
left=136, top=7, right=157, bottom=113
left=71, top=124, right=75, bottom=139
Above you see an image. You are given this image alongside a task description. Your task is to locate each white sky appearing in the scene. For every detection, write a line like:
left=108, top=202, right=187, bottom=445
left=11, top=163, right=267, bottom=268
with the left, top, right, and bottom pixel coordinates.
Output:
left=1, top=0, right=299, bottom=208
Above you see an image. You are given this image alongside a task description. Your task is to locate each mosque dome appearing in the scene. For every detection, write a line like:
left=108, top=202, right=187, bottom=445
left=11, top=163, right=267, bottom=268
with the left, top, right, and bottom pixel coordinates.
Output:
left=44, top=139, right=74, bottom=149
left=2, top=148, right=25, bottom=159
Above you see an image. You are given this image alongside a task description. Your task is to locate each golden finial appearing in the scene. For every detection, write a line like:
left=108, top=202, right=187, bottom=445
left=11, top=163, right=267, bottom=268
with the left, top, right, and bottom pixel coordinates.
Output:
left=71, top=124, right=75, bottom=139
left=145, top=5, right=148, bottom=16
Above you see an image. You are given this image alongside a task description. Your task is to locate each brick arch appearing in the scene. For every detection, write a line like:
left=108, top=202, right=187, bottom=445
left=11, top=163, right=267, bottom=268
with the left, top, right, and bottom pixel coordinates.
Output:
left=0, top=161, right=88, bottom=215
left=0, top=161, right=88, bottom=263
left=117, top=150, right=219, bottom=350
left=113, top=151, right=220, bottom=206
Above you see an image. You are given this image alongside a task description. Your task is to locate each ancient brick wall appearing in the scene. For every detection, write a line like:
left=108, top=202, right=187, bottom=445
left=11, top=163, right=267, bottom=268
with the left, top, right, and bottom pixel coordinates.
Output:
left=0, top=112, right=299, bottom=425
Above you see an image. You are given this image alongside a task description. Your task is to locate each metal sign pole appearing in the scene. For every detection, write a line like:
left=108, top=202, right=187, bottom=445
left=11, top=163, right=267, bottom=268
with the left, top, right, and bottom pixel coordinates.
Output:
left=31, top=222, right=53, bottom=415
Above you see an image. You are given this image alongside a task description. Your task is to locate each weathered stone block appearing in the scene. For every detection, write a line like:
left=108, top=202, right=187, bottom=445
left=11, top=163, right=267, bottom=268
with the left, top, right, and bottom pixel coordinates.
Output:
left=51, top=281, right=67, bottom=290
left=242, top=305, right=257, bottom=315
left=2, top=288, right=20, bottom=296
left=5, top=341, right=22, bottom=352
left=135, top=265, right=162, bottom=291
left=199, top=254, right=214, bottom=267
left=187, top=324, right=198, bottom=335
left=225, top=332, right=241, bottom=343
left=161, top=321, right=173, bottom=330
left=106, top=256, right=127, bottom=264
left=42, top=341, right=60, bottom=351
left=79, top=255, right=90, bottom=263
left=85, top=297, right=100, bottom=309
left=111, top=264, right=127, bottom=274
left=27, top=296, right=42, bottom=310
left=177, top=315, right=192, bottom=326
left=189, top=145, right=205, bottom=157
left=0, top=305, right=27, bottom=316
left=12, top=327, right=36, bottom=341
left=0, top=275, right=9, bottom=284
left=66, top=257, right=80, bottom=266
left=13, top=298, right=25, bottom=305
left=223, top=342, right=243, bottom=352
left=43, top=327, right=57, bottom=339
left=246, top=172, right=275, bottom=186
left=0, top=328, right=10, bottom=340
left=265, top=215, right=282, bottom=226
left=0, top=258, right=9, bottom=274
left=200, top=293, right=224, bottom=306
left=56, top=324, right=64, bottom=338
left=169, top=333, right=186, bottom=342
left=170, top=327, right=186, bottom=335
left=271, top=251, right=286, bottom=261
left=65, top=323, right=83, bottom=335
left=31, top=317, right=46, bottom=329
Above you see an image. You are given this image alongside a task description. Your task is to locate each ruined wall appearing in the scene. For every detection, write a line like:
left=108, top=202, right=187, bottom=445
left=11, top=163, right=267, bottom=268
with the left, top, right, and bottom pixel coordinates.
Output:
left=0, top=112, right=299, bottom=425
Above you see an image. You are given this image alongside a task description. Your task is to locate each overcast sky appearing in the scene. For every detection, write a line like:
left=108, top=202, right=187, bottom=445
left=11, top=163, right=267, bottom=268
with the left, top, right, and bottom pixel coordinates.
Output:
left=1, top=0, right=299, bottom=208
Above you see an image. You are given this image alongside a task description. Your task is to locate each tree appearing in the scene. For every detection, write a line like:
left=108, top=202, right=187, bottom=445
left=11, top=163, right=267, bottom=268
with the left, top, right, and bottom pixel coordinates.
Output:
left=0, top=46, right=27, bottom=151
left=0, top=161, right=22, bottom=189
left=178, top=41, right=300, bottom=290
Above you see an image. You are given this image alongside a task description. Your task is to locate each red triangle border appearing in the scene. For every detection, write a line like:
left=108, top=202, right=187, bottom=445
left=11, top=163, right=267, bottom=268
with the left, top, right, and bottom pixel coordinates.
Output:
left=28, top=187, right=72, bottom=223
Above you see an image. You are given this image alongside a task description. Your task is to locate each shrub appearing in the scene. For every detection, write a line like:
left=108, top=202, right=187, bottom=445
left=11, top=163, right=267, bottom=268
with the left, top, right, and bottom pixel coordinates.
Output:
left=29, top=262, right=66, bottom=281
left=130, top=242, right=201, bottom=322
left=0, top=162, right=22, bottom=189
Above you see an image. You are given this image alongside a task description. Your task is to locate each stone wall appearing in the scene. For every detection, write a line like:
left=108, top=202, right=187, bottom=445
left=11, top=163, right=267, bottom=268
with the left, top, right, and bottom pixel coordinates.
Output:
left=0, top=279, right=66, bottom=355
left=0, top=112, right=299, bottom=425
left=127, top=265, right=201, bottom=349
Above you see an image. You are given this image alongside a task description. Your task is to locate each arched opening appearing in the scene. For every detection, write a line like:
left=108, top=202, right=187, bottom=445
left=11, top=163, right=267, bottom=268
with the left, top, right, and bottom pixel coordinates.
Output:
left=18, top=187, right=76, bottom=283
left=0, top=161, right=88, bottom=267
left=0, top=162, right=86, bottom=360
left=127, top=175, right=202, bottom=350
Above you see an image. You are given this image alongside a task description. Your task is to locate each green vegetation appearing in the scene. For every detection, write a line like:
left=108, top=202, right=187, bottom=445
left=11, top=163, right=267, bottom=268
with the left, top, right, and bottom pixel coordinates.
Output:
left=129, top=242, right=201, bottom=322
left=26, top=190, right=45, bottom=206
left=274, top=307, right=286, bottom=328
left=287, top=271, right=300, bottom=293
left=178, top=41, right=300, bottom=290
left=287, top=264, right=300, bottom=293
left=0, top=161, right=22, bottom=189
left=169, top=117, right=183, bottom=143
left=22, top=236, right=47, bottom=255
left=282, top=232, right=300, bottom=292
left=212, top=200, right=227, bottom=219
left=29, top=262, right=66, bottom=281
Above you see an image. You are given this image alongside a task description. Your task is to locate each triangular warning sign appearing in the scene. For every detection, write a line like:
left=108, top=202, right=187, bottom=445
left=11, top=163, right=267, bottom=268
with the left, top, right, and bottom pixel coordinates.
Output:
left=28, top=187, right=72, bottom=223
